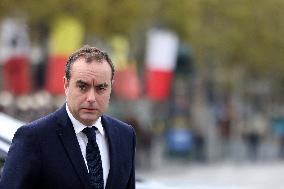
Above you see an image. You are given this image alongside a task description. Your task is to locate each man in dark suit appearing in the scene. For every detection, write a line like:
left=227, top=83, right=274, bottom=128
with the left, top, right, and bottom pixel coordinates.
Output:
left=0, top=45, right=136, bottom=189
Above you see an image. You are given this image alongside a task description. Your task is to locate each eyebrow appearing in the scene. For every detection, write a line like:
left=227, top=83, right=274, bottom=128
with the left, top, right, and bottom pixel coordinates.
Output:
left=76, top=80, right=109, bottom=88
left=76, top=80, right=88, bottom=85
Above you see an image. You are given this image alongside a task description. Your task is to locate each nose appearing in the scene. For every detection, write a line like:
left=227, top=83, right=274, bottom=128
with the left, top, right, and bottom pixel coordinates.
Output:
left=86, top=88, right=96, bottom=103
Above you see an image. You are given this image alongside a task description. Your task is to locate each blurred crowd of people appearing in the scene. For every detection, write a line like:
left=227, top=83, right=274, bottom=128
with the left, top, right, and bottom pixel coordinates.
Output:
left=0, top=90, right=63, bottom=123
left=2, top=79, right=284, bottom=169
left=212, top=95, right=284, bottom=162
left=2, top=88, right=284, bottom=167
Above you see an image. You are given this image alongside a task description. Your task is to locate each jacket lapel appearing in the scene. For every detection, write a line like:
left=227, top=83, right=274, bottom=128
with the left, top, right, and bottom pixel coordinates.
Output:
left=55, top=105, right=91, bottom=189
left=101, top=115, right=121, bottom=189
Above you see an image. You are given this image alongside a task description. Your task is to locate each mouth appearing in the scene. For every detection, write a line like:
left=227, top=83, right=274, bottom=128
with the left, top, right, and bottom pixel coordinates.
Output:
left=81, top=108, right=97, bottom=112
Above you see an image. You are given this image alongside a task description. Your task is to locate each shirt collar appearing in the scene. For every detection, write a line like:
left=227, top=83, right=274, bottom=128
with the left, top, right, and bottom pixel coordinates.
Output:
left=66, top=104, right=105, bottom=136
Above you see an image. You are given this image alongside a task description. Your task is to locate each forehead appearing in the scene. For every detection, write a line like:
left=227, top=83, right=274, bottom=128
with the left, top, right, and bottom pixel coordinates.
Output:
left=70, top=58, right=112, bottom=81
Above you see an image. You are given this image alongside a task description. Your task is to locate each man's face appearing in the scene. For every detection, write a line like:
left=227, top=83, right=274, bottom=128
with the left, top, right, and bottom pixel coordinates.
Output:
left=64, top=58, right=113, bottom=126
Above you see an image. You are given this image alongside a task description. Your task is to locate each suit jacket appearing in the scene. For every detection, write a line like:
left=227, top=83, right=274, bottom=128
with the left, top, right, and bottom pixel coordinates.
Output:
left=0, top=105, right=136, bottom=189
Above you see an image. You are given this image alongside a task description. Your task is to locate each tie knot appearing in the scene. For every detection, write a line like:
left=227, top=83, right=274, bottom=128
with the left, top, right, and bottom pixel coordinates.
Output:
left=82, top=127, right=97, bottom=140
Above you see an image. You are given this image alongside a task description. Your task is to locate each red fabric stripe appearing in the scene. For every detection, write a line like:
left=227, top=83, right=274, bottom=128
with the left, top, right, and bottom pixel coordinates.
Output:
left=45, top=55, right=67, bottom=95
left=145, top=68, right=174, bottom=101
left=3, top=56, right=31, bottom=95
left=113, top=67, right=141, bottom=100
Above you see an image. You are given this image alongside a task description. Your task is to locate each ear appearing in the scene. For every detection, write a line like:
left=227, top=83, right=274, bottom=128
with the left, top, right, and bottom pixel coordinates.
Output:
left=63, top=77, right=69, bottom=94
left=111, top=79, right=114, bottom=88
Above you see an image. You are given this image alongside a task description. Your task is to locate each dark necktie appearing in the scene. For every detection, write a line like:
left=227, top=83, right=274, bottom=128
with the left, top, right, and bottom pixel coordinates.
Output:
left=82, top=127, right=104, bottom=189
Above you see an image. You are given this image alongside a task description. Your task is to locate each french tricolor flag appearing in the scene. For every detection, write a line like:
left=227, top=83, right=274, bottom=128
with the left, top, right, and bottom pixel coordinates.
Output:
left=0, top=18, right=31, bottom=95
left=144, top=29, right=179, bottom=101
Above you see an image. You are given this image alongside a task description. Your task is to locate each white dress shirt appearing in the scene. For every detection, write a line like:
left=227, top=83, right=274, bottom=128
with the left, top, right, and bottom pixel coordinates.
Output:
left=66, top=105, right=110, bottom=188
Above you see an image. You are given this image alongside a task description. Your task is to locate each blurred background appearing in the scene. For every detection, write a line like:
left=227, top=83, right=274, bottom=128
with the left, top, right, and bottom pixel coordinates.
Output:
left=0, top=0, right=284, bottom=188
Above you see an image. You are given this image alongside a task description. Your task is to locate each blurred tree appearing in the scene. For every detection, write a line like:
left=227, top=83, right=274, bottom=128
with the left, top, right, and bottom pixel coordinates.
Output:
left=0, top=0, right=283, bottom=79
left=156, top=0, right=283, bottom=76
left=0, top=0, right=154, bottom=37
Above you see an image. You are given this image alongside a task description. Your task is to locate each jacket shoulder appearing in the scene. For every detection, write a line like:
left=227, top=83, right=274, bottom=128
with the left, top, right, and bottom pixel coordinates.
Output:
left=102, top=115, right=134, bottom=131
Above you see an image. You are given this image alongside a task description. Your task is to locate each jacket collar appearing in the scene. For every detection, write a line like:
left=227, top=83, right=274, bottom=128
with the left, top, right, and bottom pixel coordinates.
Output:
left=101, top=115, right=121, bottom=189
left=55, top=104, right=91, bottom=189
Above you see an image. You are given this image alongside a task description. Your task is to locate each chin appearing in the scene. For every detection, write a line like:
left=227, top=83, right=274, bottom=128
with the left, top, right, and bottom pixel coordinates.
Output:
left=80, top=120, right=95, bottom=126
left=81, top=117, right=98, bottom=125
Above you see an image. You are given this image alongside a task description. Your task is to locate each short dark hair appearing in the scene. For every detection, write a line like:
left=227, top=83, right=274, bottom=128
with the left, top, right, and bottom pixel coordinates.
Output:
left=65, top=45, right=115, bottom=81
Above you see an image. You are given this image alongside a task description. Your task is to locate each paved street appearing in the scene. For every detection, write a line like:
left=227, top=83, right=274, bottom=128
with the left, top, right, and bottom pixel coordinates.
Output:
left=137, top=160, right=284, bottom=189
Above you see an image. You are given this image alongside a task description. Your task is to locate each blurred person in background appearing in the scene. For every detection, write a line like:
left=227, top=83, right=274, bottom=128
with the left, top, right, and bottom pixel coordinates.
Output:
left=124, top=116, right=153, bottom=169
left=0, top=45, right=136, bottom=189
left=243, top=112, right=268, bottom=161
left=213, top=97, right=233, bottom=159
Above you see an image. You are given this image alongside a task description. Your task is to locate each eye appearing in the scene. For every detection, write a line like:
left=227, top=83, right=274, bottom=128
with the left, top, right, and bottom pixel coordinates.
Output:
left=97, top=86, right=106, bottom=91
left=96, top=84, right=108, bottom=92
left=78, top=83, right=87, bottom=91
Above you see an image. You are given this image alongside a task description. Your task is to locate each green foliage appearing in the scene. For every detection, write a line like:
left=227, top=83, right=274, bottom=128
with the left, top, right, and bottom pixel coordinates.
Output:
left=0, top=0, right=283, bottom=77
